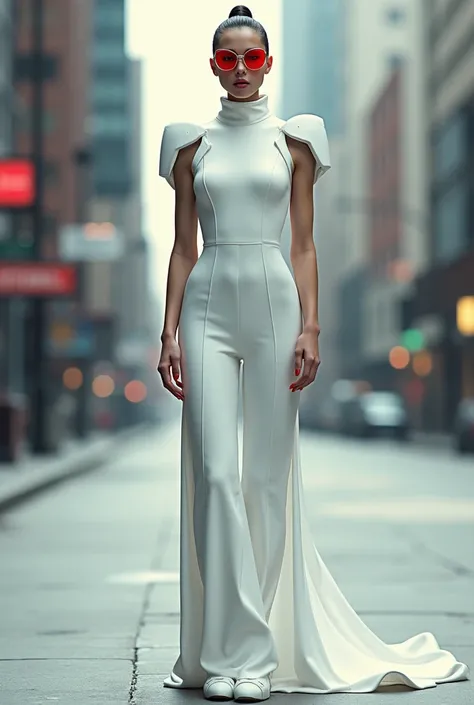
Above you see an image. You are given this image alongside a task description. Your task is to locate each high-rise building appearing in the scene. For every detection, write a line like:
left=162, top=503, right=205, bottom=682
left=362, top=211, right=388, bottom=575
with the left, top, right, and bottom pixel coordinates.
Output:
left=340, top=0, right=413, bottom=274
left=0, top=0, right=14, bottom=391
left=0, top=0, right=12, bottom=156
left=279, top=0, right=347, bottom=412
left=14, top=0, right=92, bottom=258
left=91, top=0, right=131, bottom=197
left=85, top=0, right=132, bottom=366
left=358, top=0, right=428, bottom=389
left=280, top=0, right=345, bottom=137
left=9, top=0, right=93, bottom=443
left=114, top=60, right=154, bottom=381
left=402, top=0, right=474, bottom=429
left=337, top=0, right=426, bottom=387
left=87, top=5, right=154, bottom=423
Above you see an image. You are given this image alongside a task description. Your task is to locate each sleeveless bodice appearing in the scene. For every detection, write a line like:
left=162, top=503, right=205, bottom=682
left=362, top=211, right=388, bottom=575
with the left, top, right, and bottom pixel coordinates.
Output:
left=192, top=95, right=292, bottom=247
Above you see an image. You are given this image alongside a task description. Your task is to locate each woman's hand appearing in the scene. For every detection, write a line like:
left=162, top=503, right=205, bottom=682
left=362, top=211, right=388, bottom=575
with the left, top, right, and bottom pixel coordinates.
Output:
left=289, top=328, right=321, bottom=392
left=157, top=334, right=184, bottom=401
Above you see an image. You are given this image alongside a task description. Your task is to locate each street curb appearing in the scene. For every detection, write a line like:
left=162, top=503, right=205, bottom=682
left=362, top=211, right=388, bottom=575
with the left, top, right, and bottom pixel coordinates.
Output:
left=0, top=424, right=148, bottom=514
left=411, top=431, right=452, bottom=450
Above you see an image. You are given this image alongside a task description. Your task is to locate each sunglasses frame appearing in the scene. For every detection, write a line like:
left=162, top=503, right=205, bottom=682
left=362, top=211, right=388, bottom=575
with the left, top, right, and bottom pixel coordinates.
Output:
left=213, top=47, right=267, bottom=72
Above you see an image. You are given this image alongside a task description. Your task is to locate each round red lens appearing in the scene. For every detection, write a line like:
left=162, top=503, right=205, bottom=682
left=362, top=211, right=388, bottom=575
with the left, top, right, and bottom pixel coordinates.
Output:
left=214, top=50, right=237, bottom=71
left=243, top=48, right=266, bottom=70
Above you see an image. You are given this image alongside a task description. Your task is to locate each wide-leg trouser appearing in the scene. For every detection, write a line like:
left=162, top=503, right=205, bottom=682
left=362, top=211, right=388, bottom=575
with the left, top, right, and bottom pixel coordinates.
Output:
left=169, top=241, right=470, bottom=692
left=178, top=242, right=302, bottom=679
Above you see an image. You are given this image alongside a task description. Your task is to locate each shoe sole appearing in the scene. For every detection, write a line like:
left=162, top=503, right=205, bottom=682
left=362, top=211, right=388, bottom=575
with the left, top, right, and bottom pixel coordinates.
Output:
left=234, top=697, right=270, bottom=703
left=204, top=691, right=234, bottom=702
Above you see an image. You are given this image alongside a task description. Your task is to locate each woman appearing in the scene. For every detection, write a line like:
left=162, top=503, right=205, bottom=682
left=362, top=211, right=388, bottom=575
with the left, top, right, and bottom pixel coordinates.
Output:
left=157, top=5, right=469, bottom=702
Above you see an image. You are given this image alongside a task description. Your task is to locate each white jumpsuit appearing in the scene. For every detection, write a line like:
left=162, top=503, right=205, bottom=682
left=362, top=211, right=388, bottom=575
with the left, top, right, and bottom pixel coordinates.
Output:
left=158, top=94, right=469, bottom=693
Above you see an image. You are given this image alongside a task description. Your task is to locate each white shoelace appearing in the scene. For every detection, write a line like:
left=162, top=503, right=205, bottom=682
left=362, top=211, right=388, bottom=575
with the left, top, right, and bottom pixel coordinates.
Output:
left=235, top=678, right=269, bottom=690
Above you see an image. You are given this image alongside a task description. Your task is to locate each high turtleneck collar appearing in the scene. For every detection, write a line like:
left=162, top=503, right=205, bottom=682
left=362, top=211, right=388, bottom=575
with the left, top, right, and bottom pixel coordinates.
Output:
left=216, top=94, right=271, bottom=126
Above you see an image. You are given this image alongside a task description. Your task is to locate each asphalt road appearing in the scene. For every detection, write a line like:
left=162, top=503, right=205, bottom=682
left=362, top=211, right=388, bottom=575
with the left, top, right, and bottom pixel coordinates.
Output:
left=0, top=421, right=472, bottom=704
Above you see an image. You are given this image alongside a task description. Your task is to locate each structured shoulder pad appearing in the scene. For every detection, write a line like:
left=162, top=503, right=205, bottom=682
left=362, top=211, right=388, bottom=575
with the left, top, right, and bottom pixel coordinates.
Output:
left=281, top=114, right=331, bottom=184
left=159, top=122, right=207, bottom=189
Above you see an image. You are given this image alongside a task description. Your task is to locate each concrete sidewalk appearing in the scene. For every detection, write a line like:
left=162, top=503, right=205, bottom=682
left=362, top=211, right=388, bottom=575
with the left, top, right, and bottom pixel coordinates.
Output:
left=0, top=425, right=144, bottom=513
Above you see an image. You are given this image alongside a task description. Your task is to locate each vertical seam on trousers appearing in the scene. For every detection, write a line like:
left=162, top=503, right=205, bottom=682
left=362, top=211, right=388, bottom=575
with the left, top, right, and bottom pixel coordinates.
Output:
left=259, top=153, right=278, bottom=600
left=199, top=159, right=218, bottom=585
left=199, top=242, right=218, bottom=579
left=260, top=243, right=278, bottom=602
left=237, top=245, right=241, bottom=340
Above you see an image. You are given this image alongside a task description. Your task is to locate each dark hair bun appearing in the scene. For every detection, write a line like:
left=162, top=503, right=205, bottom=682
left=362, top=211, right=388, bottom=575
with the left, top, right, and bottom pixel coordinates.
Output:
left=229, top=5, right=253, bottom=18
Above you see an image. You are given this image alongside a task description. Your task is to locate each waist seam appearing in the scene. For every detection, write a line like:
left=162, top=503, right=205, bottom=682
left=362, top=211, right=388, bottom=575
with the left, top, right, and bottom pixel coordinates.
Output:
left=203, top=240, right=280, bottom=248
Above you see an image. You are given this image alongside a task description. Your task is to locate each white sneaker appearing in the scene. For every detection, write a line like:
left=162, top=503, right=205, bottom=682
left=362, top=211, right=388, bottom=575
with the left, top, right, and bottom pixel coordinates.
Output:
left=203, top=675, right=235, bottom=701
left=233, top=676, right=271, bottom=702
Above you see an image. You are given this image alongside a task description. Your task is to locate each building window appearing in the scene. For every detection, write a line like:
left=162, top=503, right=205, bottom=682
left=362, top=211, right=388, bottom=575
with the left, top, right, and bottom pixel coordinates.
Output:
left=433, top=112, right=466, bottom=184
left=96, top=3, right=125, bottom=29
left=18, top=2, right=60, bottom=29
left=43, top=211, right=58, bottom=235
left=93, top=112, right=128, bottom=136
left=15, top=105, right=58, bottom=136
left=43, top=111, right=57, bottom=133
left=93, top=39, right=124, bottom=63
left=44, top=161, right=59, bottom=186
left=92, top=81, right=127, bottom=105
left=434, top=181, right=468, bottom=263
left=15, top=54, right=59, bottom=81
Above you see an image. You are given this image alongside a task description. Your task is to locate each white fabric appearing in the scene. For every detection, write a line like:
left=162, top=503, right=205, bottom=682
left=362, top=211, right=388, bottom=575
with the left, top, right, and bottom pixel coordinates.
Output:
left=159, top=122, right=207, bottom=189
left=280, top=114, right=331, bottom=183
left=158, top=93, right=469, bottom=694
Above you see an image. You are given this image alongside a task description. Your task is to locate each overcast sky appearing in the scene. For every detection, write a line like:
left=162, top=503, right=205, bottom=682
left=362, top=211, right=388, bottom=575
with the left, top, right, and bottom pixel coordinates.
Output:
left=127, top=1, right=283, bottom=300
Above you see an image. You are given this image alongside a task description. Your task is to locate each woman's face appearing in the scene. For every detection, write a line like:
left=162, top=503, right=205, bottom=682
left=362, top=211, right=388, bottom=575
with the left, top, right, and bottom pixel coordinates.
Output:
left=210, top=27, right=272, bottom=100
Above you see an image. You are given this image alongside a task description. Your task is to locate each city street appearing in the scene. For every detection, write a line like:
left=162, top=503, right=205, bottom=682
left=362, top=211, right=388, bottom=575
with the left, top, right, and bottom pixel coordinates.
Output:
left=0, top=420, right=473, bottom=704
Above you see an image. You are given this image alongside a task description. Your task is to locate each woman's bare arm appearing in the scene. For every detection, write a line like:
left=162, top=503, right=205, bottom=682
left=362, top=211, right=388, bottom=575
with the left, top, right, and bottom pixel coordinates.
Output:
left=157, top=139, right=201, bottom=400
left=287, top=136, right=320, bottom=335
left=287, top=136, right=321, bottom=391
left=160, top=140, right=201, bottom=342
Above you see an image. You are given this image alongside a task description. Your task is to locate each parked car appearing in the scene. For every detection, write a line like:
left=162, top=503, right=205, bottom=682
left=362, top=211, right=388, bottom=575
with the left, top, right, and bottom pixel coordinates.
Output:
left=453, top=398, right=474, bottom=454
left=341, top=391, right=409, bottom=440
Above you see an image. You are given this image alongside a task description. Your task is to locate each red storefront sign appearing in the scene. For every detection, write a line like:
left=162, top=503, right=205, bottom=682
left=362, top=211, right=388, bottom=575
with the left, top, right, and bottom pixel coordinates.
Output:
left=0, top=263, right=77, bottom=296
left=0, top=159, right=35, bottom=208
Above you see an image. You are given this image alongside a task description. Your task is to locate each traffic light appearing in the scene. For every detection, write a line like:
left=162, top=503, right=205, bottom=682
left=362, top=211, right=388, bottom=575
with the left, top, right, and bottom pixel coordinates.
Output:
left=401, top=328, right=424, bottom=352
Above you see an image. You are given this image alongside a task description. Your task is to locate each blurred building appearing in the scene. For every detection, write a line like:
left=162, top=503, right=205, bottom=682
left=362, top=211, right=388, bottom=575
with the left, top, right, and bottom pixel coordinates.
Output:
left=4, top=0, right=155, bottom=441
left=338, top=1, right=427, bottom=390
left=0, top=0, right=14, bottom=392
left=14, top=0, right=92, bottom=259
left=112, top=58, right=157, bottom=424
left=280, top=0, right=345, bottom=137
left=279, top=0, right=347, bottom=413
left=402, top=0, right=474, bottom=430
left=86, top=0, right=155, bottom=426
left=11, top=0, right=93, bottom=443
left=86, top=0, right=132, bottom=373
left=362, top=1, right=428, bottom=391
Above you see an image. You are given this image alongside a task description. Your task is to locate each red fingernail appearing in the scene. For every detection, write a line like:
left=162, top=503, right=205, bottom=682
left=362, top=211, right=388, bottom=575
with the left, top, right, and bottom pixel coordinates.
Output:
left=295, top=368, right=300, bottom=375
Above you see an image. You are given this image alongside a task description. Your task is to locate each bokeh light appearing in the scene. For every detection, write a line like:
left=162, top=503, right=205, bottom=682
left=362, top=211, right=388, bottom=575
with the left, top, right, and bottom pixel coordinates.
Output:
left=412, top=351, right=433, bottom=377
left=63, top=366, right=83, bottom=390
left=92, top=374, right=115, bottom=398
left=124, top=380, right=147, bottom=403
left=389, top=346, right=410, bottom=370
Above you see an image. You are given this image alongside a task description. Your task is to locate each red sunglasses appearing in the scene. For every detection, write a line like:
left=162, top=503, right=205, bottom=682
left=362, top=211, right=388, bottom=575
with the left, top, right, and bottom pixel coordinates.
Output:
left=213, top=47, right=267, bottom=72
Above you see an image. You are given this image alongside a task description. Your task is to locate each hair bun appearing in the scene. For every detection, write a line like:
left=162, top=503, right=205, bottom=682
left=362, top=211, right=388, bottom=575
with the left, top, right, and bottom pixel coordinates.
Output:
left=228, top=5, right=253, bottom=18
